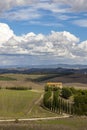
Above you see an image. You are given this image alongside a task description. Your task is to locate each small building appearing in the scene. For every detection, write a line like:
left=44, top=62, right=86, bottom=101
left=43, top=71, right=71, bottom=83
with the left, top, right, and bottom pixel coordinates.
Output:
left=46, top=82, right=63, bottom=89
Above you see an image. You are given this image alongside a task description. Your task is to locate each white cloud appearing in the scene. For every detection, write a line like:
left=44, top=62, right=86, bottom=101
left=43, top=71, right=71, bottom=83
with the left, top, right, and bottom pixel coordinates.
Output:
left=73, top=19, right=87, bottom=27
left=0, top=3, right=67, bottom=21
left=0, top=22, right=87, bottom=61
left=0, top=22, right=87, bottom=65
left=78, top=40, right=87, bottom=51
left=0, top=23, right=14, bottom=45
left=29, top=21, right=63, bottom=27
left=0, top=0, right=87, bottom=21
left=53, top=0, right=87, bottom=12
left=2, top=8, right=41, bottom=20
left=0, top=0, right=39, bottom=12
left=0, top=0, right=87, bottom=13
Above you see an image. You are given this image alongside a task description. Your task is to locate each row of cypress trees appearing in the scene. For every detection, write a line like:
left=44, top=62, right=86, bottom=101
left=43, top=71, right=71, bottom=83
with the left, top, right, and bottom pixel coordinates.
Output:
left=43, top=88, right=74, bottom=115
left=43, top=86, right=87, bottom=115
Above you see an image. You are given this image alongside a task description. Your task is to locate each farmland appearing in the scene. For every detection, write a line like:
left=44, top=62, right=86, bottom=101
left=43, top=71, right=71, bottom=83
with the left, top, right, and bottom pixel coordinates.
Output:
left=0, top=73, right=87, bottom=90
left=0, top=89, right=41, bottom=119
left=0, top=73, right=87, bottom=130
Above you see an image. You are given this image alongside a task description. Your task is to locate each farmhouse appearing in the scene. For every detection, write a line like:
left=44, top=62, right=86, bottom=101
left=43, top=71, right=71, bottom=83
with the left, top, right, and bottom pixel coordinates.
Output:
left=46, top=82, right=63, bottom=89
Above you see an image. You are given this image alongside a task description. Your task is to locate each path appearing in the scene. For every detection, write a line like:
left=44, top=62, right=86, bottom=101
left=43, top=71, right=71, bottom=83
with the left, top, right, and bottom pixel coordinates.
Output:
left=27, top=93, right=43, bottom=114
left=0, top=114, right=71, bottom=122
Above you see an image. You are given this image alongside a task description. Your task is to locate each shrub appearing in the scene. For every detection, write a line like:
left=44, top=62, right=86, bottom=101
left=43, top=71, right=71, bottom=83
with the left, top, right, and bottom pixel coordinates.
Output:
left=15, top=118, right=19, bottom=123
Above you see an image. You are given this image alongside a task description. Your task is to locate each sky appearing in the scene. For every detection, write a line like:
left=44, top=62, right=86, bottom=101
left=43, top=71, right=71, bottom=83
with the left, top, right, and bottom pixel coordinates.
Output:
left=0, top=0, right=87, bottom=66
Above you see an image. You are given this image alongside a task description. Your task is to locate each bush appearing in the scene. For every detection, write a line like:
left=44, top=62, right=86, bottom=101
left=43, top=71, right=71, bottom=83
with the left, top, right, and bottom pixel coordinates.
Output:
left=15, top=118, right=19, bottom=123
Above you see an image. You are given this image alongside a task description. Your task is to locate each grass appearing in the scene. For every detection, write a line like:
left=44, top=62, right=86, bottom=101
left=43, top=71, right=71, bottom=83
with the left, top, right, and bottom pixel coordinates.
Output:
left=0, top=89, right=41, bottom=119
left=0, top=89, right=59, bottom=119
left=0, top=76, right=16, bottom=81
left=1, top=74, right=45, bottom=81
left=39, top=116, right=87, bottom=126
left=37, top=117, right=87, bottom=129
left=0, top=117, right=87, bottom=130
left=29, top=104, right=59, bottom=118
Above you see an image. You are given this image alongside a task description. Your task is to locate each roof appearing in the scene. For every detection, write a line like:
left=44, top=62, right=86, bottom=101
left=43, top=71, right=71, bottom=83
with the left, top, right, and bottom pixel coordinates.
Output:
left=47, top=82, right=62, bottom=85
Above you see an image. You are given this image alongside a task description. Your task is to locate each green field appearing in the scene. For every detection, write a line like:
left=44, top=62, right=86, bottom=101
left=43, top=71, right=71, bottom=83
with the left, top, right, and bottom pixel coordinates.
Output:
left=0, top=74, right=45, bottom=81
left=0, top=90, right=41, bottom=119
left=0, top=89, right=59, bottom=119
left=0, top=76, right=16, bottom=81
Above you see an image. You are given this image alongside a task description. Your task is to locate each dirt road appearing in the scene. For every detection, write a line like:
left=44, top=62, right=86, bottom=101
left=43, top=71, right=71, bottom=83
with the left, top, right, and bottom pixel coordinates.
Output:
left=0, top=114, right=70, bottom=122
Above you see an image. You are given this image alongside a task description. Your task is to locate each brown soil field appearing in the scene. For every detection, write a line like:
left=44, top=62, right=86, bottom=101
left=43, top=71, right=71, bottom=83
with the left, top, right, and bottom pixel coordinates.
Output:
left=0, top=80, right=44, bottom=90
left=0, top=73, right=87, bottom=90
left=44, top=73, right=87, bottom=84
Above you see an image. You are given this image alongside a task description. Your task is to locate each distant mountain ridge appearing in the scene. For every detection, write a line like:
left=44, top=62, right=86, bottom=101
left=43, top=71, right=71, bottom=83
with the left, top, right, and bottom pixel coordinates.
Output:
left=0, top=64, right=87, bottom=69
left=0, top=67, right=87, bottom=74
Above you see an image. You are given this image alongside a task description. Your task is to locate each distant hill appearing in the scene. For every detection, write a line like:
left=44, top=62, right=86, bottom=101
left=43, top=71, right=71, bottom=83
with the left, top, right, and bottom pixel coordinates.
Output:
left=0, top=67, right=87, bottom=74
left=0, top=64, right=87, bottom=69
left=0, top=67, right=87, bottom=84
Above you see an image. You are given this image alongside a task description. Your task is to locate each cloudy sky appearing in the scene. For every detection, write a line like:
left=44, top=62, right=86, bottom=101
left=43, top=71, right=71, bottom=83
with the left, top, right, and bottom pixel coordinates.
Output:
left=0, top=0, right=87, bottom=66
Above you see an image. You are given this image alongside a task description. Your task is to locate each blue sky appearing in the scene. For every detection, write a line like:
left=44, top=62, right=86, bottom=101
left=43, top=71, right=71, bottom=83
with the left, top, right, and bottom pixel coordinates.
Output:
left=0, top=0, right=87, bottom=66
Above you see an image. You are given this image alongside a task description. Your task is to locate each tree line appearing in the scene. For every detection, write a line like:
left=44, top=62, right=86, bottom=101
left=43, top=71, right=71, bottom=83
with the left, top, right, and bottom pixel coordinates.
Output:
left=43, top=86, right=87, bottom=115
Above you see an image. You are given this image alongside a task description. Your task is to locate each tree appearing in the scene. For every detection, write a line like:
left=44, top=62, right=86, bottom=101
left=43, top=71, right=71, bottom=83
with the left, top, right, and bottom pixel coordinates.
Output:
left=61, top=87, right=72, bottom=99
left=52, top=90, right=59, bottom=112
left=43, top=89, right=52, bottom=108
left=74, top=94, right=87, bottom=115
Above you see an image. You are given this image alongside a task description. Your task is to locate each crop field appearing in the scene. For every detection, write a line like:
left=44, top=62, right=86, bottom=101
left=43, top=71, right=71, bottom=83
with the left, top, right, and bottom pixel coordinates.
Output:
left=0, top=74, right=87, bottom=90
left=0, top=74, right=45, bottom=90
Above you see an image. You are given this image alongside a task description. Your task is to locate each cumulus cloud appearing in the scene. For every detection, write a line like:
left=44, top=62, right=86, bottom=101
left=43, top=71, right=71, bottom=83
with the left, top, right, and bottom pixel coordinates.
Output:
left=0, top=23, right=14, bottom=45
left=0, top=22, right=87, bottom=64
